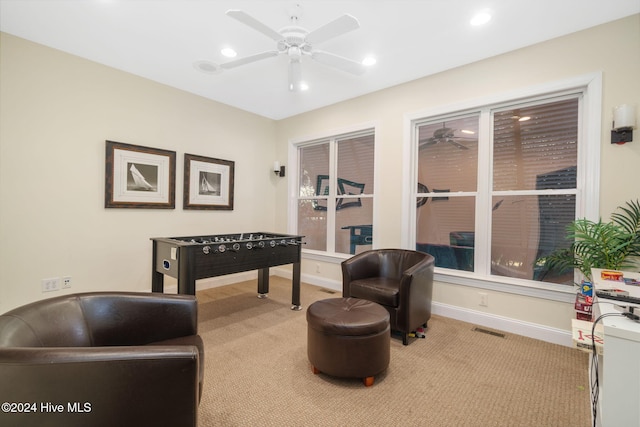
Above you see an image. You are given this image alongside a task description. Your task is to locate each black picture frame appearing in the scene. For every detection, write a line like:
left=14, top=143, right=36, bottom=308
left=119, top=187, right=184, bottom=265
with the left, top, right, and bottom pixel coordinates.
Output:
left=183, top=153, right=235, bottom=210
left=105, top=140, right=176, bottom=209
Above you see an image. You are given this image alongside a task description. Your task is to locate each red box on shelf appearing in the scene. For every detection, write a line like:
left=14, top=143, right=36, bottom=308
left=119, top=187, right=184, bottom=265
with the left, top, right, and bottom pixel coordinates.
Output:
left=575, top=293, right=593, bottom=321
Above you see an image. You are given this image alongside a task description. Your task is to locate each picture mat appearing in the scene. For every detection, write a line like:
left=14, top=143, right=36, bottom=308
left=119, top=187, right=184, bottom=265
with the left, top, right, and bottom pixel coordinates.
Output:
left=112, top=148, right=172, bottom=204
left=188, top=160, right=230, bottom=206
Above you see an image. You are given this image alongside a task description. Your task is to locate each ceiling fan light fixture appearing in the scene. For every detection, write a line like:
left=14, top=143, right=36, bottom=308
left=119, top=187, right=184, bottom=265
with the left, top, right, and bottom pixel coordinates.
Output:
left=288, top=60, right=302, bottom=92
left=288, top=46, right=302, bottom=59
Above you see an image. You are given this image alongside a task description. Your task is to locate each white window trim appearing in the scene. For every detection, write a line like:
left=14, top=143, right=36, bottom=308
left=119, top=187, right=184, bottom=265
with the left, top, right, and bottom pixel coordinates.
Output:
left=288, top=121, right=379, bottom=259
left=402, top=73, right=602, bottom=303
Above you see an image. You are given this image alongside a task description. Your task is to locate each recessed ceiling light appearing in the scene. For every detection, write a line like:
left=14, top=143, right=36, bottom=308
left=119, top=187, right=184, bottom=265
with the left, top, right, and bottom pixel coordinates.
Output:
left=221, top=47, right=237, bottom=58
left=461, top=129, right=475, bottom=134
left=300, top=82, right=309, bottom=91
left=193, top=60, right=220, bottom=74
left=470, top=11, right=492, bottom=26
left=518, top=116, right=531, bottom=122
left=362, top=56, right=377, bottom=66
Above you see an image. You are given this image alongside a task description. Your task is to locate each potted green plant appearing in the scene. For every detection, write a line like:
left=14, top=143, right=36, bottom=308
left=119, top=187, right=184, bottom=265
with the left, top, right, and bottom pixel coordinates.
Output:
left=538, top=199, right=640, bottom=284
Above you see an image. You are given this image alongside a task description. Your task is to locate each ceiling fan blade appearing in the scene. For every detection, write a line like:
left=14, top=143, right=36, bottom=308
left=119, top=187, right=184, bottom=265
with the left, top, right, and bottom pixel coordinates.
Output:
left=306, top=14, right=360, bottom=44
left=434, top=127, right=454, bottom=138
left=448, top=139, right=470, bottom=150
left=419, top=138, right=437, bottom=147
left=288, top=60, right=302, bottom=92
left=226, top=9, right=283, bottom=42
left=311, top=50, right=365, bottom=75
left=220, top=51, right=279, bottom=70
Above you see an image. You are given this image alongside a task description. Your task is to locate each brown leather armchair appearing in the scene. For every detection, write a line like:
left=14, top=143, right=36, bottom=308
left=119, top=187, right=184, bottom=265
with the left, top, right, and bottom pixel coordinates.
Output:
left=342, top=249, right=435, bottom=345
left=0, top=292, right=204, bottom=427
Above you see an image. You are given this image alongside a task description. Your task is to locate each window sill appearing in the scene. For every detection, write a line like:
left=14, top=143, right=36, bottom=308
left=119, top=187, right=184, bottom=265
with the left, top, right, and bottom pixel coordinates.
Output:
left=434, top=269, right=577, bottom=303
left=303, top=249, right=351, bottom=264
left=303, top=250, right=576, bottom=304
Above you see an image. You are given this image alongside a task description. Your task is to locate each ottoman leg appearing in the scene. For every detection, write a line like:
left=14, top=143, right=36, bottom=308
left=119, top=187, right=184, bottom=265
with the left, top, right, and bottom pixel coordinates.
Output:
left=312, top=365, right=320, bottom=375
left=363, top=376, right=375, bottom=387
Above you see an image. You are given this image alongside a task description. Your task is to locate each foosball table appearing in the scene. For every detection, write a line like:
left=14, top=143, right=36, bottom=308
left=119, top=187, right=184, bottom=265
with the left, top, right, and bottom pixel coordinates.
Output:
left=151, top=232, right=304, bottom=310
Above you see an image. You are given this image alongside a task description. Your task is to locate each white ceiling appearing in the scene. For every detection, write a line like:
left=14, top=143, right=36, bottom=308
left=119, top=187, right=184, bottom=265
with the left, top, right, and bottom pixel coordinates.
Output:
left=1, top=1, right=638, bottom=120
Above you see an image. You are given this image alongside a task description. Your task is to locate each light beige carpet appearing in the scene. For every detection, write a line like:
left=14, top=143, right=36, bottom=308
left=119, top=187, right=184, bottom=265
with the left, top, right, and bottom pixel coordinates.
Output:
left=196, top=277, right=590, bottom=426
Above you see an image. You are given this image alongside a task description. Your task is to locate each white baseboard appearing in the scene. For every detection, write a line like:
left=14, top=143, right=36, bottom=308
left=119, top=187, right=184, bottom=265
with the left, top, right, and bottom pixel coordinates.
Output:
left=290, top=271, right=573, bottom=348
left=164, top=271, right=259, bottom=294
left=300, top=274, right=343, bottom=292
left=174, top=269, right=571, bottom=348
left=431, top=302, right=572, bottom=347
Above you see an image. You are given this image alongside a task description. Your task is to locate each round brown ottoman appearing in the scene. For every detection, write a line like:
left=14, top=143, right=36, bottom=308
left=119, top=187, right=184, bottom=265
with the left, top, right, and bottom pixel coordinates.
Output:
left=306, top=297, right=390, bottom=386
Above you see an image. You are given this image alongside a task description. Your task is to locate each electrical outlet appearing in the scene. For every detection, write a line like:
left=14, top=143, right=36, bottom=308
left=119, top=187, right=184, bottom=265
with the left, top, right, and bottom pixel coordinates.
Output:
left=315, top=263, right=321, bottom=273
left=42, top=277, right=60, bottom=292
left=479, top=292, right=489, bottom=307
left=62, top=276, right=72, bottom=289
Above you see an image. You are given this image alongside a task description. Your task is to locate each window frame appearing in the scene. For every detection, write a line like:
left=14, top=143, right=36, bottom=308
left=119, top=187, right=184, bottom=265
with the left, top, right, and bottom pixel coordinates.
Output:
left=402, top=73, right=602, bottom=302
left=289, top=123, right=378, bottom=259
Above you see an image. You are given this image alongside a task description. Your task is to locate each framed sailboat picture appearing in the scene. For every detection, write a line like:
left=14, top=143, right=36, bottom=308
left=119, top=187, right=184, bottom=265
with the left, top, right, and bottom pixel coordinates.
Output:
left=183, top=154, right=235, bottom=210
left=105, top=140, right=176, bottom=209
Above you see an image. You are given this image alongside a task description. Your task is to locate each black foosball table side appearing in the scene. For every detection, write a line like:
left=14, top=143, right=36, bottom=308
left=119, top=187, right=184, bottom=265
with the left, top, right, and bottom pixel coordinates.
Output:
left=151, top=232, right=304, bottom=310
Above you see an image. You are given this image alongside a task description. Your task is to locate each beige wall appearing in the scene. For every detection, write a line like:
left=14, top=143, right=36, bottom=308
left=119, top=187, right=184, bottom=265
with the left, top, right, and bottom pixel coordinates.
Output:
left=1, top=15, right=639, bottom=334
left=0, top=33, right=279, bottom=312
left=275, top=15, right=640, bottom=331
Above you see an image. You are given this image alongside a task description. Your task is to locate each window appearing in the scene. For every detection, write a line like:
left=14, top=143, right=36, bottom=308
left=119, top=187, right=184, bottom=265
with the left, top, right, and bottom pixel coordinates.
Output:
left=491, top=99, right=578, bottom=284
left=415, top=113, right=479, bottom=273
left=411, top=84, right=597, bottom=289
left=296, top=129, right=375, bottom=255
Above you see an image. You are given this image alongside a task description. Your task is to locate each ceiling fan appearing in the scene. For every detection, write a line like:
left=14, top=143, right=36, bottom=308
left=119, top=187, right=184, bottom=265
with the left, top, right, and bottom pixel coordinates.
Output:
left=221, top=5, right=366, bottom=91
left=419, top=123, right=476, bottom=150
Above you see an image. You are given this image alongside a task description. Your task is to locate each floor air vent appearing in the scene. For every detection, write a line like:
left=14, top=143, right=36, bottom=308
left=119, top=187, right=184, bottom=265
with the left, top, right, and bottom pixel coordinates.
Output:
left=472, top=327, right=506, bottom=338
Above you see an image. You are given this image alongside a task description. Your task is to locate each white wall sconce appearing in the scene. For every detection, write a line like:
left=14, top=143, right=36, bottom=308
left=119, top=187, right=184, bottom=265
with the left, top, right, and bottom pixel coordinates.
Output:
left=611, top=104, right=636, bottom=144
left=273, top=161, right=285, bottom=177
